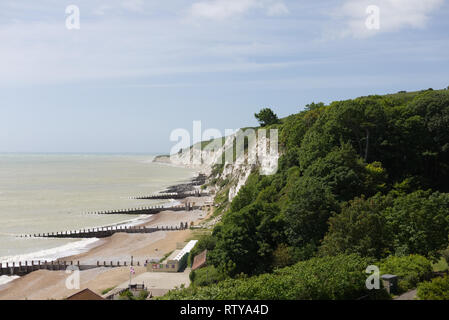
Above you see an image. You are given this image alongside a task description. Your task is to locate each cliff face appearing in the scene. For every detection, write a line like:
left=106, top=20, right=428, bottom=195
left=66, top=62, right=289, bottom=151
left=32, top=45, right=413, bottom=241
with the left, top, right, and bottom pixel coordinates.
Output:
left=153, top=129, right=279, bottom=202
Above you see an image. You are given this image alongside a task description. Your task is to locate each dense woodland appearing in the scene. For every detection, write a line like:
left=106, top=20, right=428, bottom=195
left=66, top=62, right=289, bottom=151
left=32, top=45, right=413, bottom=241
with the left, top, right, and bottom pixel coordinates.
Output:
left=163, top=88, right=449, bottom=300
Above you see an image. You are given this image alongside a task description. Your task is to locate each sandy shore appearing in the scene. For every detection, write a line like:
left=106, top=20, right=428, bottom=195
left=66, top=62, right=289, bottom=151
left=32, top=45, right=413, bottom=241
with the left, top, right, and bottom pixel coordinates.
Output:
left=57, top=207, right=206, bottom=265
left=0, top=195, right=213, bottom=300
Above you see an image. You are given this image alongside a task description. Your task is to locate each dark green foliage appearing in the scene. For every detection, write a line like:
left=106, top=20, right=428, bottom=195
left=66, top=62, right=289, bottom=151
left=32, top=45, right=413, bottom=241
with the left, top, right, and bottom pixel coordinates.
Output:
left=188, top=89, right=449, bottom=299
left=209, top=202, right=284, bottom=276
left=284, top=176, right=338, bottom=257
left=321, top=190, right=449, bottom=260
left=379, top=255, right=433, bottom=293
left=119, top=289, right=149, bottom=300
left=190, top=266, right=228, bottom=287
left=302, top=143, right=370, bottom=201
left=320, top=195, right=392, bottom=259
left=188, top=235, right=216, bottom=267
left=254, top=108, right=280, bottom=127
left=441, top=247, right=449, bottom=266
left=272, top=244, right=302, bottom=269
left=417, top=276, right=449, bottom=300
left=161, top=254, right=390, bottom=300
left=407, top=91, right=449, bottom=190
left=383, top=190, right=449, bottom=258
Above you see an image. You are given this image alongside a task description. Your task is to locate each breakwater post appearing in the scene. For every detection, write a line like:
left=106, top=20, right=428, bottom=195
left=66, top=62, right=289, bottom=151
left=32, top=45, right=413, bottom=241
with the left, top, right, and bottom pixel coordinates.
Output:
left=0, top=259, right=154, bottom=277
left=21, top=222, right=190, bottom=239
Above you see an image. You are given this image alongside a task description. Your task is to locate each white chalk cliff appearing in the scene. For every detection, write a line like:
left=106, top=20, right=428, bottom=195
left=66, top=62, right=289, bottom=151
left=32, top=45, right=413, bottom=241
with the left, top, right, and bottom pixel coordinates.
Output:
left=154, top=129, right=279, bottom=202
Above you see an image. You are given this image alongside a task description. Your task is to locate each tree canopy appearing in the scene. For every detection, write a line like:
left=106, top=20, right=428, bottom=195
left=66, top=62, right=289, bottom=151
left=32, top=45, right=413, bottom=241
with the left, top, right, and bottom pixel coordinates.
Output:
left=254, top=108, right=280, bottom=127
left=165, top=89, right=449, bottom=300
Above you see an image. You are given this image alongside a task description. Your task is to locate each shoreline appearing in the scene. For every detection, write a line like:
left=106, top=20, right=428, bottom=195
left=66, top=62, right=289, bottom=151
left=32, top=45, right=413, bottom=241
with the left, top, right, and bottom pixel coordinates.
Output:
left=0, top=172, right=212, bottom=300
left=0, top=168, right=200, bottom=265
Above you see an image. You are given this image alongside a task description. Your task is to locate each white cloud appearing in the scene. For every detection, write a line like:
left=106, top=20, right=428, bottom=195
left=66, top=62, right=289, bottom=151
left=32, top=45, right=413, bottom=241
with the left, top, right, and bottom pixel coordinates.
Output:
left=190, top=0, right=289, bottom=20
left=0, top=13, right=302, bottom=87
left=333, top=0, right=444, bottom=38
left=121, top=0, right=144, bottom=12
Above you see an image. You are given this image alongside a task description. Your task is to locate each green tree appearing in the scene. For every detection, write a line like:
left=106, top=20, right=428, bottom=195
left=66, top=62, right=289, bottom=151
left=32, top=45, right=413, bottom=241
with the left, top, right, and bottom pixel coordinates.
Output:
left=408, top=91, right=449, bottom=190
left=320, top=195, right=391, bottom=259
left=209, top=202, right=284, bottom=276
left=254, top=108, right=280, bottom=127
left=384, top=190, right=449, bottom=258
left=284, top=176, right=338, bottom=256
left=302, top=143, right=369, bottom=201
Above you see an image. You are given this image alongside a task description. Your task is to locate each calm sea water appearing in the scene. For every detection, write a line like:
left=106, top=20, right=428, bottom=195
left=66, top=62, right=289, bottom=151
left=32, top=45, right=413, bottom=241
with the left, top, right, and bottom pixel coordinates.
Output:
left=0, top=154, right=196, bottom=263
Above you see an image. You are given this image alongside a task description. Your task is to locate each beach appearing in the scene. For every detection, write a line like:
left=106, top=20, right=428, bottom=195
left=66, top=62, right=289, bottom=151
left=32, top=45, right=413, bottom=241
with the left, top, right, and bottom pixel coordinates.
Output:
left=0, top=157, right=213, bottom=300
left=0, top=194, right=213, bottom=300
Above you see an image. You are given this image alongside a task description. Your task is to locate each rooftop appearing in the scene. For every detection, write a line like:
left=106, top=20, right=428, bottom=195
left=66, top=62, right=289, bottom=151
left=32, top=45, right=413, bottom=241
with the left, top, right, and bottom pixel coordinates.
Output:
left=172, top=240, right=198, bottom=262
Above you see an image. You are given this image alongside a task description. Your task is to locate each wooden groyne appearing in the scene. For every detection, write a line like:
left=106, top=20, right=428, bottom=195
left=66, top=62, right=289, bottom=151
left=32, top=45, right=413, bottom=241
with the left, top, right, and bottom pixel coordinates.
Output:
left=85, top=203, right=195, bottom=215
left=0, top=261, right=97, bottom=276
left=0, top=259, right=152, bottom=277
left=191, top=174, right=207, bottom=186
left=20, top=222, right=190, bottom=239
left=130, top=191, right=209, bottom=200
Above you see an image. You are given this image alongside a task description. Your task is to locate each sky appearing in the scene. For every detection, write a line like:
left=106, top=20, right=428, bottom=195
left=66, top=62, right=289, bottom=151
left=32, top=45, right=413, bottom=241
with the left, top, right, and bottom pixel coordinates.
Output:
left=0, top=0, right=448, bottom=153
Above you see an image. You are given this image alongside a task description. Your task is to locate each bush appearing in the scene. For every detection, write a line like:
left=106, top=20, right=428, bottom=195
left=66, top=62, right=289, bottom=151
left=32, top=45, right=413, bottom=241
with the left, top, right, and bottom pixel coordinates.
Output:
left=320, top=195, right=391, bottom=259
left=101, top=287, right=115, bottom=295
left=161, top=254, right=390, bottom=300
left=119, top=289, right=149, bottom=300
left=383, top=191, right=449, bottom=259
left=417, top=276, right=449, bottom=300
left=272, top=244, right=301, bottom=269
left=379, top=255, right=433, bottom=293
left=190, top=266, right=228, bottom=287
left=441, top=246, right=449, bottom=266
left=188, top=235, right=216, bottom=267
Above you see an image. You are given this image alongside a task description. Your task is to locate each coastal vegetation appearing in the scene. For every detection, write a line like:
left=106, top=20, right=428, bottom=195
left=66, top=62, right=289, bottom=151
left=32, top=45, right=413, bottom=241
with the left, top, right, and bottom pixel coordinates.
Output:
left=418, top=275, right=449, bottom=300
left=378, top=255, right=433, bottom=293
left=162, top=254, right=390, bottom=300
left=101, top=287, right=116, bottom=295
left=119, top=289, right=149, bottom=300
left=166, top=88, right=449, bottom=300
left=254, top=108, right=280, bottom=127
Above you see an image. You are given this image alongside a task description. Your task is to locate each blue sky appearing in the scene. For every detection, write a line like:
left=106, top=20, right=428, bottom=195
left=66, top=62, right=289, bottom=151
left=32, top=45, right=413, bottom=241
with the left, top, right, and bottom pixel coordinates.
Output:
left=0, top=0, right=448, bottom=153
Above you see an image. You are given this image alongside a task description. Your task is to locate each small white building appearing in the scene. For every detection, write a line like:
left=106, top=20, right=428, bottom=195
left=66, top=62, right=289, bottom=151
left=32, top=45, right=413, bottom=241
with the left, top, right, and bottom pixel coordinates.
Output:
left=150, top=240, right=198, bottom=273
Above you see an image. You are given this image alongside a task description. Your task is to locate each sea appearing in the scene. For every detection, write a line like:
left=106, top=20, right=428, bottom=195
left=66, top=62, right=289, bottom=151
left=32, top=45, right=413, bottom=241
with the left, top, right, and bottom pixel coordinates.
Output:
left=0, top=153, right=196, bottom=284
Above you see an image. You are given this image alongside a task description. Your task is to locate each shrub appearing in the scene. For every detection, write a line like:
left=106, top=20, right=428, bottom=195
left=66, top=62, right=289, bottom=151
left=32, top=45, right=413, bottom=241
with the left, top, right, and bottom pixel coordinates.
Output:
left=101, top=287, right=115, bottom=295
left=417, top=276, right=449, bottom=300
left=119, top=290, right=134, bottom=300
left=383, top=191, right=449, bottom=259
left=379, top=255, right=433, bottom=293
left=441, top=246, right=449, bottom=266
left=190, top=266, right=228, bottom=287
left=320, top=195, right=391, bottom=259
left=119, top=289, right=149, bottom=300
left=161, top=254, right=390, bottom=300
left=272, top=244, right=300, bottom=269
left=188, top=235, right=216, bottom=267
left=136, top=290, right=149, bottom=300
